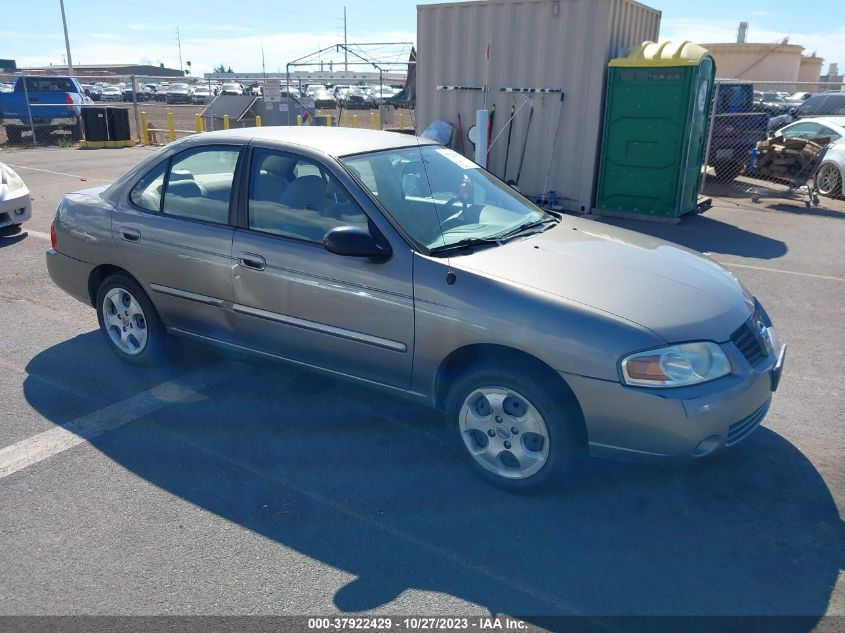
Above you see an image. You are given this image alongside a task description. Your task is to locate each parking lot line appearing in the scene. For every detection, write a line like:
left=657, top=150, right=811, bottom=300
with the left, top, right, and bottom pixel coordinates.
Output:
left=717, top=261, right=843, bottom=283
left=3, top=164, right=110, bottom=182
left=0, top=360, right=246, bottom=480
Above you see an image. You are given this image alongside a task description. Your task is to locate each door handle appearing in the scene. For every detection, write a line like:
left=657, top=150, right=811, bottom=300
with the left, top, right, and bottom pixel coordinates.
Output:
left=238, top=252, right=266, bottom=271
left=120, top=227, right=141, bottom=242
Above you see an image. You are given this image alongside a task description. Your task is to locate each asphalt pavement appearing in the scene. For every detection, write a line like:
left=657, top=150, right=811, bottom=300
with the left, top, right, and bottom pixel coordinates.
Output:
left=0, top=145, right=843, bottom=627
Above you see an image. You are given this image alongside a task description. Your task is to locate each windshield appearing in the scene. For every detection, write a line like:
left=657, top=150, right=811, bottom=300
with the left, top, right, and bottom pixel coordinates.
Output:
left=341, top=144, right=552, bottom=251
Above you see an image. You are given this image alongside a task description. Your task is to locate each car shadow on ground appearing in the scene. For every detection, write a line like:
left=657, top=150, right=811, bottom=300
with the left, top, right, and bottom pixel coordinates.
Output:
left=23, top=333, right=845, bottom=627
left=594, top=213, right=788, bottom=260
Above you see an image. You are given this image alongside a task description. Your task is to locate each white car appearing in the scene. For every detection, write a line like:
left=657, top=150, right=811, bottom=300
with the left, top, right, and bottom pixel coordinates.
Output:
left=100, top=86, right=122, bottom=102
left=776, top=116, right=845, bottom=197
left=0, top=163, right=32, bottom=231
left=192, top=86, right=212, bottom=104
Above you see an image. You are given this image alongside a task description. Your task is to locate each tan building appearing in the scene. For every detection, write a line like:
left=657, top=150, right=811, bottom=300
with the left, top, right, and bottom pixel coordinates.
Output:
left=699, top=41, right=822, bottom=85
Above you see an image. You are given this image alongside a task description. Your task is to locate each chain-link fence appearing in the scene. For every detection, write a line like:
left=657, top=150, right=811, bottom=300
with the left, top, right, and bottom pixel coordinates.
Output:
left=700, top=80, right=845, bottom=208
left=0, top=72, right=415, bottom=149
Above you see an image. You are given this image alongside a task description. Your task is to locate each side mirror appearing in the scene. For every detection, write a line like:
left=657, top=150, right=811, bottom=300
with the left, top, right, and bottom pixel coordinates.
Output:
left=322, top=226, right=391, bottom=259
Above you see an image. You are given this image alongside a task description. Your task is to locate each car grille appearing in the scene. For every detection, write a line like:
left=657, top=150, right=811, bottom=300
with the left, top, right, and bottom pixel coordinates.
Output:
left=726, top=400, right=770, bottom=447
left=731, top=321, right=766, bottom=365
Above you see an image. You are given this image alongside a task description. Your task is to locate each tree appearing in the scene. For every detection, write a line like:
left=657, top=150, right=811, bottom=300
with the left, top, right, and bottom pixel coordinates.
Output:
left=212, top=64, right=234, bottom=74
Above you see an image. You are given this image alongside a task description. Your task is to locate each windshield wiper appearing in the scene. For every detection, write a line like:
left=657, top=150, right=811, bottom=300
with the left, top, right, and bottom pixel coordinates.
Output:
left=494, top=217, right=559, bottom=242
left=428, top=236, right=503, bottom=255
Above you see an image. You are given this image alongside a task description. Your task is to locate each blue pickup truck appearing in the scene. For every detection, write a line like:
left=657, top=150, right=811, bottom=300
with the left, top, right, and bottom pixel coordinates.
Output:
left=708, top=82, right=770, bottom=180
left=0, top=76, right=84, bottom=144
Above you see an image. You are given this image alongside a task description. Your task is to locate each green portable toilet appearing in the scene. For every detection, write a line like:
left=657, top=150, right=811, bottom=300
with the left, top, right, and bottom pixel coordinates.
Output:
left=596, top=41, right=715, bottom=221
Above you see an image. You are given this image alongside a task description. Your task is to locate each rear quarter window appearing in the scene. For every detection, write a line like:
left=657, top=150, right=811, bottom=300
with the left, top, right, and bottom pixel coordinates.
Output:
left=23, top=77, right=76, bottom=92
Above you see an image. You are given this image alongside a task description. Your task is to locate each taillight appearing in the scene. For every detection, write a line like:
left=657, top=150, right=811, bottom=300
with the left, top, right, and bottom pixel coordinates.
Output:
left=50, top=222, right=57, bottom=249
left=66, top=94, right=74, bottom=105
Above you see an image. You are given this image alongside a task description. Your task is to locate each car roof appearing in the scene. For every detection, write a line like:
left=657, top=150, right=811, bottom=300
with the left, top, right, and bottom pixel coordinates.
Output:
left=196, top=127, right=437, bottom=157
left=787, top=116, right=845, bottom=132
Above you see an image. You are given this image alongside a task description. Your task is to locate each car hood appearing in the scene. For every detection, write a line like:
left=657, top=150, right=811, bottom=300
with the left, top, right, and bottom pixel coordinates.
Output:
left=451, top=217, right=753, bottom=343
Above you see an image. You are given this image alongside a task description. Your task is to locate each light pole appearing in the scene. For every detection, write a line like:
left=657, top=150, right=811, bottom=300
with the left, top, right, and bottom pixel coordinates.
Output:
left=59, top=0, right=74, bottom=76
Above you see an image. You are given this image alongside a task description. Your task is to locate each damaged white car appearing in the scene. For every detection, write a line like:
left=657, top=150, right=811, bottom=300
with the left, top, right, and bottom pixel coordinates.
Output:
left=0, top=163, right=31, bottom=231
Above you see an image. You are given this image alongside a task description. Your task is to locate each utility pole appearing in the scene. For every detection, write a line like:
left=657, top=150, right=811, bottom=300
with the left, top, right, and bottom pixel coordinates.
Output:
left=261, top=40, right=266, bottom=80
left=176, top=27, right=183, bottom=73
left=59, top=0, right=74, bottom=76
left=343, top=6, right=348, bottom=72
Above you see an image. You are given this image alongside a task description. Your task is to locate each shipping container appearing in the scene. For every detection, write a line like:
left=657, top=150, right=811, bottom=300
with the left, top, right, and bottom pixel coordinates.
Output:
left=416, top=0, right=661, bottom=212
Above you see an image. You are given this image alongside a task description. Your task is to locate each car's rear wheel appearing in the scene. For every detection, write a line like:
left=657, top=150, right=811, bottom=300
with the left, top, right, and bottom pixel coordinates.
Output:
left=713, top=160, right=745, bottom=181
left=96, top=274, right=167, bottom=365
left=816, top=163, right=842, bottom=197
left=445, top=365, right=580, bottom=491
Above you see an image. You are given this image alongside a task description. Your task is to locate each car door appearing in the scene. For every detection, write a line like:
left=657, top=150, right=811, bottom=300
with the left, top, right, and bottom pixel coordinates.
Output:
left=112, top=144, right=241, bottom=339
left=231, top=145, right=414, bottom=388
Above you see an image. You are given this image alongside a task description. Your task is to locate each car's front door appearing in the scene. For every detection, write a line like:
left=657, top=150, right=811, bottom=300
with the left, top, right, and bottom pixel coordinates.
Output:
left=113, top=144, right=241, bottom=338
left=231, top=145, right=414, bottom=388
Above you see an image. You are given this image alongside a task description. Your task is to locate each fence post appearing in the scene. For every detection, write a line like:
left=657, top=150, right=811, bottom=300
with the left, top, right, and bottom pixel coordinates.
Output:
left=140, top=111, right=149, bottom=145
left=255, top=115, right=262, bottom=127
left=297, top=115, right=302, bottom=126
left=195, top=113, right=203, bottom=133
left=20, top=75, right=37, bottom=147
left=166, top=109, right=176, bottom=142
left=130, top=74, right=140, bottom=144
left=223, top=114, right=230, bottom=130
left=370, top=112, right=378, bottom=130
left=399, top=111, right=404, bottom=130
left=352, top=114, right=359, bottom=128
left=700, top=80, right=720, bottom=193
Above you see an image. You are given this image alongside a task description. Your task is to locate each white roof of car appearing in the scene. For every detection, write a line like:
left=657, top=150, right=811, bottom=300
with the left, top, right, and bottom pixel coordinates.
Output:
left=790, top=116, right=845, bottom=133
left=197, top=127, right=436, bottom=157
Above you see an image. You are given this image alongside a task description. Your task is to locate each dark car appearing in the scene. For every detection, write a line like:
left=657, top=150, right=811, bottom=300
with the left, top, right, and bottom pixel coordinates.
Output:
left=753, top=92, right=792, bottom=116
left=796, top=93, right=845, bottom=118
left=122, top=86, right=154, bottom=102
left=165, top=83, right=192, bottom=105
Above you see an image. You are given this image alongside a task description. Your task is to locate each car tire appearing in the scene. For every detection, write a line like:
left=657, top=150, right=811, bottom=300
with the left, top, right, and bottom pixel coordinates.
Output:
left=445, top=363, right=582, bottom=492
left=5, top=125, right=23, bottom=145
left=69, top=120, right=83, bottom=142
left=816, top=163, right=842, bottom=197
left=713, top=160, right=745, bottom=181
left=95, top=273, right=168, bottom=366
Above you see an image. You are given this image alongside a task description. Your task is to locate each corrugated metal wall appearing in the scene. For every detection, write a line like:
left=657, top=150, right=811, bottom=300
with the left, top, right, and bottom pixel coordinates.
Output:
left=417, top=0, right=661, bottom=212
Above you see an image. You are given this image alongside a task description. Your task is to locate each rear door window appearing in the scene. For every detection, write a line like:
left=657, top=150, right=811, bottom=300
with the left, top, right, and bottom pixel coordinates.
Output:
left=161, top=147, right=240, bottom=224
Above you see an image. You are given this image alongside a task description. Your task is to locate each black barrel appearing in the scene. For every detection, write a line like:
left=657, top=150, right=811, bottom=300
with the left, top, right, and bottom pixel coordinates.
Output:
left=81, top=107, right=108, bottom=142
left=106, top=107, right=131, bottom=141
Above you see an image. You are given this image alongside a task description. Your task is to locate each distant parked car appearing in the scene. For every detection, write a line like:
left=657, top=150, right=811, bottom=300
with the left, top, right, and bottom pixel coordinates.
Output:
left=774, top=117, right=845, bottom=197
left=795, top=92, right=845, bottom=119
left=220, top=82, right=243, bottom=96
left=192, top=85, right=212, bottom=104
left=0, top=162, right=31, bottom=231
left=165, top=83, right=192, bottom=104
left=0, top=75, right=84, bottom=143
left=753, top=92, right=792, bottom=116
left=122, top=85, right=154, bottom=102
left=0, top=83, right=13, bottom=93
left=100, top=86, right=122, bottom=102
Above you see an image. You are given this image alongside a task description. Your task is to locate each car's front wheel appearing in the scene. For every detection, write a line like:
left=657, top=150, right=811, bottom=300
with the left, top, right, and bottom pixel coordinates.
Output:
left=816, top=163, right=842, bottom=197
left=96, top=274, right=167, bottom=365
left=445, top=365, right=581, bottom=491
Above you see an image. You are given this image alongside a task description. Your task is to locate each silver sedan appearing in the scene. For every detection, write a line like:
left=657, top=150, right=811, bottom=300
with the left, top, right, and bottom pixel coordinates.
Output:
left=46, top=128, right=786, bottom=491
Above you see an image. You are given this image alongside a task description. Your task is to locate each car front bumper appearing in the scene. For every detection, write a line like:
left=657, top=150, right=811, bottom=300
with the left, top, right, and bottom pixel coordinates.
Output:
left=564, top=327, right=785, bottom=463
left=0, top=185, right=32, bottom=227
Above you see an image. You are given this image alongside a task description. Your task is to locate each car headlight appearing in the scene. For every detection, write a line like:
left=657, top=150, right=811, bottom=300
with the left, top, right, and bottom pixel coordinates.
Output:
left=621, top=342, right=732, bottom=388
left=2, top=166, right=25, bottom=192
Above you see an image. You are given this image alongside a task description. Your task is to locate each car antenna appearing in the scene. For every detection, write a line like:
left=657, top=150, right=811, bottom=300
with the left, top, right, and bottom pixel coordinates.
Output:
left=415, top=135, right=456, bottom=286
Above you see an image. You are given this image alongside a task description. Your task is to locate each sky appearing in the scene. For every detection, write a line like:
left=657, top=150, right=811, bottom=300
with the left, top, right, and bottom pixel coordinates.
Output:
left=3, top=0, right=844, bottom=77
